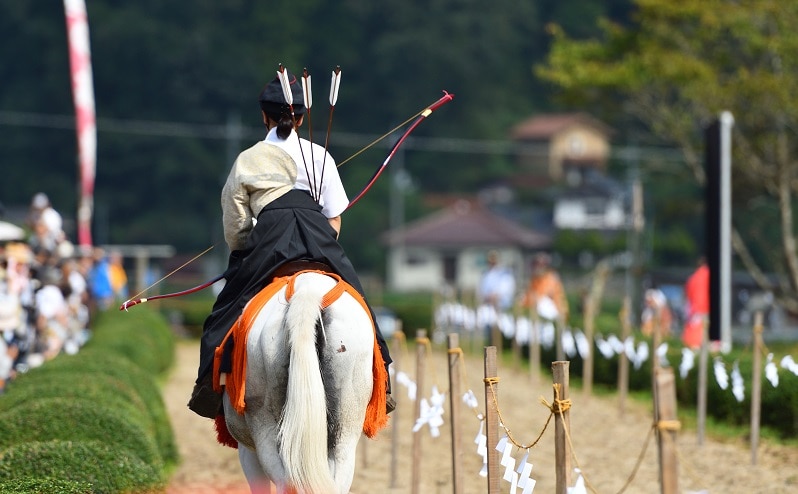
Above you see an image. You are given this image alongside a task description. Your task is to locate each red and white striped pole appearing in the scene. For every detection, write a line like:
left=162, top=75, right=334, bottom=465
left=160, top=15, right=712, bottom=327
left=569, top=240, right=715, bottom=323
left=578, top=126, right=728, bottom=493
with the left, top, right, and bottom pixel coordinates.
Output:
left=64, top=0, right=96, bottom=249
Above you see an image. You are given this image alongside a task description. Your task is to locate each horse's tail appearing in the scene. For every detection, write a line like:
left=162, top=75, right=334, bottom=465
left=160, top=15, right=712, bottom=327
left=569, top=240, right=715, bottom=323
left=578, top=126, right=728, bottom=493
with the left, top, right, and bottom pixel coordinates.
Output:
left=278, top=282, right=337, bottom=494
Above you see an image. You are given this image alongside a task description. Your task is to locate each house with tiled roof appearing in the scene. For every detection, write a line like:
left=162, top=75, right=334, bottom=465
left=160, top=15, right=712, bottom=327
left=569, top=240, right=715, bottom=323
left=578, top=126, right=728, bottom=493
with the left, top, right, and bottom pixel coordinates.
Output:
left=381, top=200, right=551, bottom=292
left=510, top=112, right=613, bottom=187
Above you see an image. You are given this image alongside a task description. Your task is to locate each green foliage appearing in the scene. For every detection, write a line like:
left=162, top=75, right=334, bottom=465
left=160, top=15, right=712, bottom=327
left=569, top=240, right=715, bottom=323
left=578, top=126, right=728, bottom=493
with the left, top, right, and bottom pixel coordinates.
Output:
left=0, top=478, right=94, bottom=494
left=0, top=440, right=163, bottom=494
left=0, top=398, right=163, bottom=471
left=87, top=308, right=175, bottom=374
left=535, top=333, right=798, bottom=438
left=38, top=350, right=178, bottom=465
left=0, top=305, right=179, bottom=491
left=537, top=0, right=798, bottom=306
left=381, top=291, right=435, bottom=334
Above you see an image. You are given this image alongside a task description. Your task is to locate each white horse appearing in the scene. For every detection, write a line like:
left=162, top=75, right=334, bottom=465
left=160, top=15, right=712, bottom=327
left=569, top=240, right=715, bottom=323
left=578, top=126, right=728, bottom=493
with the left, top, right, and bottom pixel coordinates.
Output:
left=220, top=271, right=379, bottom=494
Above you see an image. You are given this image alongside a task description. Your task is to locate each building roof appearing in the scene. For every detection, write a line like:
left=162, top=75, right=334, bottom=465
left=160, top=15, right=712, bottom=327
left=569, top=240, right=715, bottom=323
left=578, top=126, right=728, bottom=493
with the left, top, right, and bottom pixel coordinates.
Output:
left=382, top=200, right=551, bottom=249
left=510, top=112, right=613, bottom=141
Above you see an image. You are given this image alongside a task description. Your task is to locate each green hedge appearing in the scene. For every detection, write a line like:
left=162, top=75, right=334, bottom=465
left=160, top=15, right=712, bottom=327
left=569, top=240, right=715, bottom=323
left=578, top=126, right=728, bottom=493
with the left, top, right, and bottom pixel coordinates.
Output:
left=0, top=397, right=162, bottom=469
left=21, top=348, right=178, bottom=463
left=0, top=305, right=177, bottom=493
left=533, top=334, right=798, bottom=439
left=0, top=440, right=162, bottom=493
left=0, top=477, right=94, bottom=494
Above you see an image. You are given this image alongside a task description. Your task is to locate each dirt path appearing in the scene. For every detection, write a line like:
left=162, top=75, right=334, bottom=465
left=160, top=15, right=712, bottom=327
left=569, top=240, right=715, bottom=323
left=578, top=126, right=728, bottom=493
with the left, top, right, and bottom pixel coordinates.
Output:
left=162, top=339, right=796, bottom=493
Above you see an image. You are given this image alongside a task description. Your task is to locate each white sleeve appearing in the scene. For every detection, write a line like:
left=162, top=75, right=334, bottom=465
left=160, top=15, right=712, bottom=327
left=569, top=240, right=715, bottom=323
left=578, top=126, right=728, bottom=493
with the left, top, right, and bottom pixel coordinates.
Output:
left=316, top=145, right=349, bottom=218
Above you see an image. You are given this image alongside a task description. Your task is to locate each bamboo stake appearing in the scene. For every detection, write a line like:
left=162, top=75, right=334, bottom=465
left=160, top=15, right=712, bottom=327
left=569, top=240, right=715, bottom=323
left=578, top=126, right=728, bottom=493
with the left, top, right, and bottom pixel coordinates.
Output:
left=411, top=329, right=427, bottom=494
left=448, top=333, right=464, bottom=494
left=655, top=367, right=680, bottom=494
left=389, top=329, right=404, bottom=488
left=618, top=296, right=631, bottom=416
left=697, top=319, right=709, bottom=446
left=552, top=361, right=571, bottom=494
left=750, top=311, right=764, bottom=465
left=483, top=346, right=501, bottom=494
left=530, top=307, right=541, bottom=386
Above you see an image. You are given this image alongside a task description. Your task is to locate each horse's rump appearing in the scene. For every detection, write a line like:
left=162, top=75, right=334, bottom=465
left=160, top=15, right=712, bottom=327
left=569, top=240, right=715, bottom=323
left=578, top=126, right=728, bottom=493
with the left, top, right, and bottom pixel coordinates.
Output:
left=219, top=270, right=387, bottom=493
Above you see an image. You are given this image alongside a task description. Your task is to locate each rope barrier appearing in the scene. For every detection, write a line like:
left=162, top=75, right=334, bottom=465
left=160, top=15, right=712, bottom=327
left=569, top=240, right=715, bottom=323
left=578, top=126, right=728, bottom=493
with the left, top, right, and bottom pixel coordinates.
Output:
left=484, top=377, right=555, bottom=451
left=448, top=347, right=483, bottom=419
left=403, top=341, right=683, bottom=493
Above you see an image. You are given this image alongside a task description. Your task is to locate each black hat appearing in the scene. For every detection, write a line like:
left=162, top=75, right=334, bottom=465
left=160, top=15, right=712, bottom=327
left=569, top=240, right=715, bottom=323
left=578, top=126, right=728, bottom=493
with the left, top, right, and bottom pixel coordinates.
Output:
left=259, top=70, right=306, bottom=117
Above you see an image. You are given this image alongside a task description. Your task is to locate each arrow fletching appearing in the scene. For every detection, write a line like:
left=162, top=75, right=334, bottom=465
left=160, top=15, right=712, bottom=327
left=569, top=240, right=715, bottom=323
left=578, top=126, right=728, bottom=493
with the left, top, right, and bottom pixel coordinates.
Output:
left=277, top=63, right=293, bottom=105
left=302, top=68, right=313, bottom=109
left=329, top=66, right=341, bottom=106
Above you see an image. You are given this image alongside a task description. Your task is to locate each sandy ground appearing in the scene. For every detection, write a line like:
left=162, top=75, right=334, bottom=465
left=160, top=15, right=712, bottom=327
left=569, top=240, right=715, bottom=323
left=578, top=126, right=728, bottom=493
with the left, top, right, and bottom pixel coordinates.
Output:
left=162, top=339, right=797, bottom=493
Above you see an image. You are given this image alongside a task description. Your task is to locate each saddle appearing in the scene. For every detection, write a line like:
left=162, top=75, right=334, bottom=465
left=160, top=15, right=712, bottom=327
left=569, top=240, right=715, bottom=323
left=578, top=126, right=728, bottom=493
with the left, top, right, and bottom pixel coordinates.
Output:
left=211, top=262, right=389, bottom=438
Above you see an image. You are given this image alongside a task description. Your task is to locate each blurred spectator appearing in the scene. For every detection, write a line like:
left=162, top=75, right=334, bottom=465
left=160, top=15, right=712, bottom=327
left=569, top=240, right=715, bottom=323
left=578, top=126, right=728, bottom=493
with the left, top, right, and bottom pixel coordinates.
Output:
left=86, top=248, right=114, bottom=311
left=27, top=193, right=64, bottom=253
left=477, top=250, right=516, bottom=311
left=34, top=268, right=69, bottom=360
left=477, top=250, right=516, bottom=345
left=641, top=288, right=673, bottom=337
left=0, top=210, right=93, bottom=384
left=108, top=250, right=128, bottom=300
left=521, top=253, right=569, bottom=324
left=683, top=257, right=710, bottom=349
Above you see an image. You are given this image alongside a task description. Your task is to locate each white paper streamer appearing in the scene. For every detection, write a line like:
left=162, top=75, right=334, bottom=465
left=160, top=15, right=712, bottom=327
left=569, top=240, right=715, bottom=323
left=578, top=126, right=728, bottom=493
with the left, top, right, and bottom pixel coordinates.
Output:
left=595, top=335, right=615, bottom=359
left=765, top=353, right=779, bottom=387
left=474, top=419, right=487, bottom=477
left=781, top=355, right=798, bottom=376
left=498, top=313, right=516, bottom=338
left=462, top=389, right=479, bottom=410
left=477, top=304, right=498, bottom=328
left=412, top=386, right=445, bottom=437
left=714, top=358, right=729, bottom=390
left=515, top=316, right=531, bottom=345
left=657, top=342, right=669, bottom=367
left=567, top=468, right=587, bottom=494
left=731, top=360, right=745, bottom=402
left=516, top=451, right=537, bottom=494
left=562, top=329, right=577, bottom=358
left=495, top=436, right=517, bottom=483
left=536, top=296, right=559, bottom=321
left=574, top=330, right=590, bottom=359
left=395, top=370, right=417, bottom=401
left=679, top=348, right=695, bottom=379
left=540, top=322, right=555, bottom=349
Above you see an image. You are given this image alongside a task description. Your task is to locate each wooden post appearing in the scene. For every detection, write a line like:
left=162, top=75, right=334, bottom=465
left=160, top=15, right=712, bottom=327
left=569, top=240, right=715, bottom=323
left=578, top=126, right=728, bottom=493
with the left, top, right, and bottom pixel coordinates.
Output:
left=389, top=330, right=404, bottom=488
left=512, top=306, right=521, bottom=371
left=491, top=321, right=503, bottom=355
left=582, top=294, right=595, bottom=396
left=555, top=318, right=565, bottom=362
left=552, top=361, right=571, bottom=494
left=411, top=329, right=427, bottom=494
left=483, top=346, right=501, bottom=494
left=530, top=307, right=541, bottom=386
left=697, top=319, right=709, bottom=445
left=655, top=367, right=679, bottom=494
left=750, top=311, right=764, bottom=465
left=618, top=296, right=631, bottom=416
left=448, top=333, right=464, bottom=494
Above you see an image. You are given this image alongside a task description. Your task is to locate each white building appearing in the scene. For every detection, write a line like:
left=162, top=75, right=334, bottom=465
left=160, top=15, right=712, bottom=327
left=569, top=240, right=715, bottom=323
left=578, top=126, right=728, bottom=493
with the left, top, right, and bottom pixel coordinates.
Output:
left=382, top=200, right=551, bottom=293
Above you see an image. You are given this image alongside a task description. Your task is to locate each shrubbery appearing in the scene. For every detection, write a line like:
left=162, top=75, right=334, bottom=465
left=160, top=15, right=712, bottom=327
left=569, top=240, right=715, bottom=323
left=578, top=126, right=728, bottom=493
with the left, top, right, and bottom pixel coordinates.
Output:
left=537, top=335, right=798, bottom=439
left=0, top=306, right=177, bottom=493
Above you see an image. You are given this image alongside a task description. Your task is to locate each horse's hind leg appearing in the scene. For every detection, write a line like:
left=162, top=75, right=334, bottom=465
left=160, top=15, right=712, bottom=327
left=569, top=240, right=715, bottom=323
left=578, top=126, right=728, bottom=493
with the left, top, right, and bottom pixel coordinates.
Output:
left=238, top=446, right=272, bottom=494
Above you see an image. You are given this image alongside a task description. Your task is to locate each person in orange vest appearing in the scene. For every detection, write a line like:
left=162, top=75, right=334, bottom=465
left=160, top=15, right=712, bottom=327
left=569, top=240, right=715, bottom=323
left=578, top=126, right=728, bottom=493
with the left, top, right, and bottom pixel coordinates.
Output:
left=521, top=253, right=569, bottom=324
left=641, top=288, right=673, bottom=337
left=682, top=257, right=709, bottom=349
left=107, top=250, right=128, bottom=301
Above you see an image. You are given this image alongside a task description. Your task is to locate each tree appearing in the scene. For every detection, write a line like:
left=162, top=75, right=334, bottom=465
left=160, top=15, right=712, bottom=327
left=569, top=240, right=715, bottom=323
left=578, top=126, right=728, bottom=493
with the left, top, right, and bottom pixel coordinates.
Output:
left=537, top=0, right=798, bottom=314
